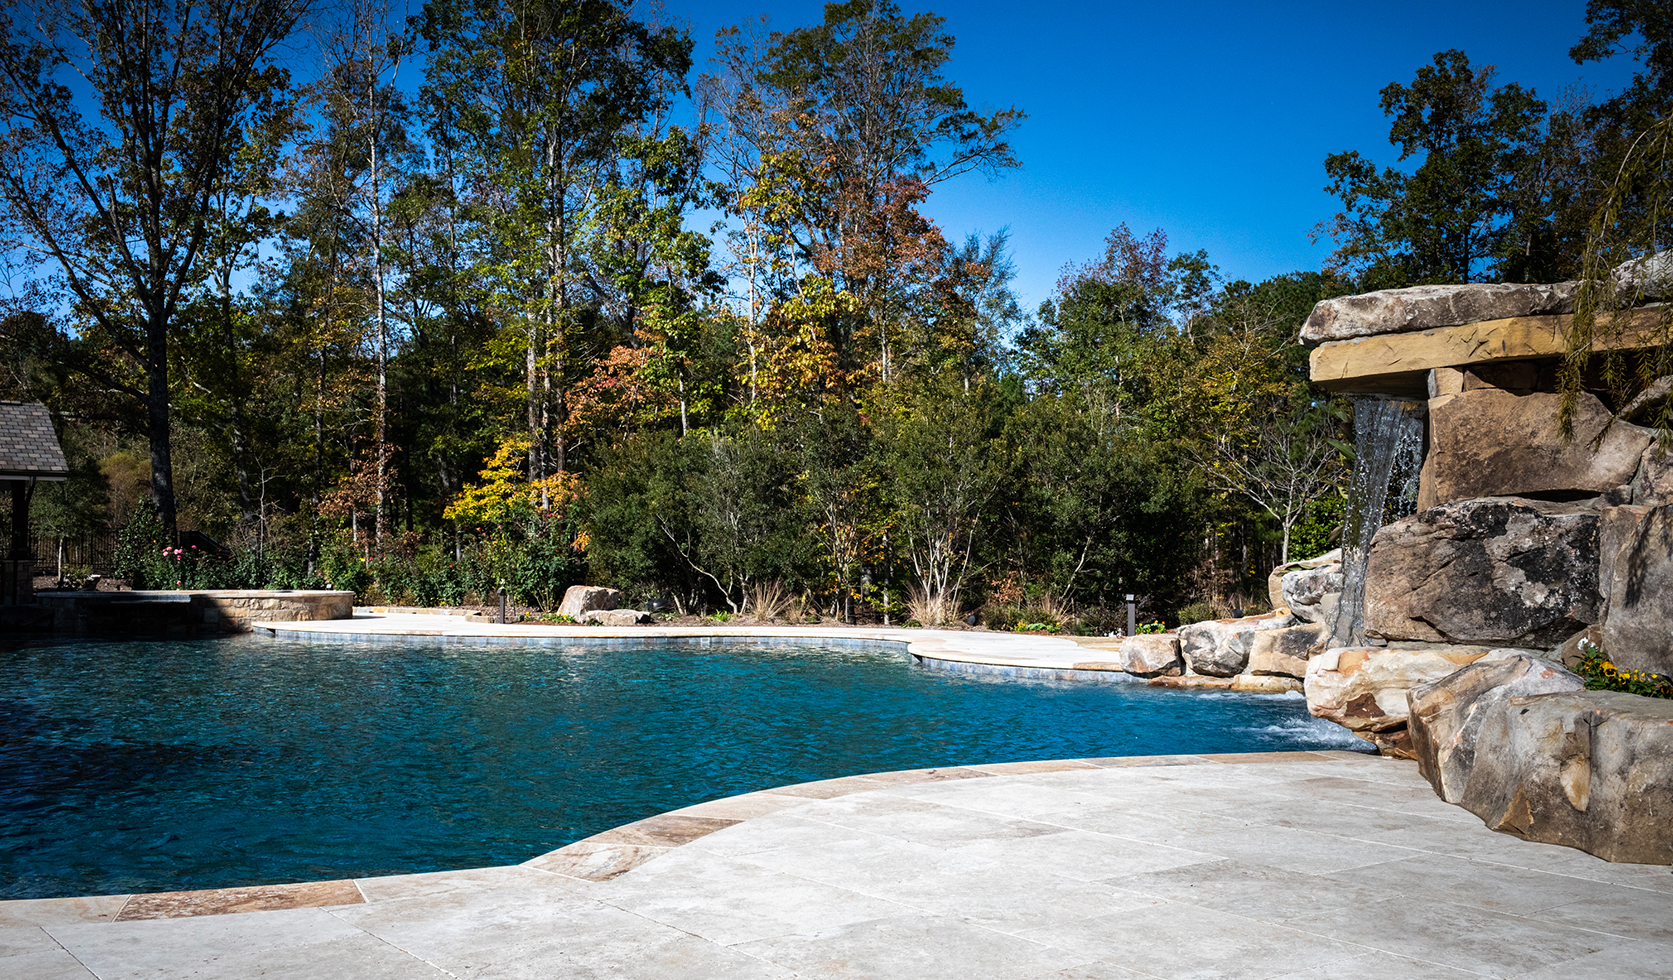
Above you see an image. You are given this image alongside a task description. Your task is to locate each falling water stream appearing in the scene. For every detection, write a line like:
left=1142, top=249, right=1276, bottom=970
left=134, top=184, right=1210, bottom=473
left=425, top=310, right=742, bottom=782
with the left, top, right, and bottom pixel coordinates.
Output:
left=1329, top=395, right=1427, bottom=647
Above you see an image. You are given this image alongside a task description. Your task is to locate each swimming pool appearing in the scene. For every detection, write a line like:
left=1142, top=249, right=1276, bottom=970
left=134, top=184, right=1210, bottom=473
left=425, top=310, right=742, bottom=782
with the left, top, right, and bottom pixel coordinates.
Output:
left=0, top=634, right=1361, bottom=899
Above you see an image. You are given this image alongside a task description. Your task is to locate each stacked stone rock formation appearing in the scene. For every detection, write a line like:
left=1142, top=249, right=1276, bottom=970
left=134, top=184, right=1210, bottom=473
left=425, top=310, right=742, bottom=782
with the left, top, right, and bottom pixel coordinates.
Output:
left=1297, top=255, right=1673, bottom=864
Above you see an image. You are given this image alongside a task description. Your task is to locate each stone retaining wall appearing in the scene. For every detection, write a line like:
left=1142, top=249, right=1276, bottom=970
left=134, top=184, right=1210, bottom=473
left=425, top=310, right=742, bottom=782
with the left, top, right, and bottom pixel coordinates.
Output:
left=34, top=590, right=354, bottom=635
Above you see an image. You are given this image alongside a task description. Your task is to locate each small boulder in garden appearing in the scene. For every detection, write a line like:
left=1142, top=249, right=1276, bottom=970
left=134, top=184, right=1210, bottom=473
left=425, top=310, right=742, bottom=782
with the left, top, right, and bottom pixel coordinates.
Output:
left=558, top=585, right=621, bottom=619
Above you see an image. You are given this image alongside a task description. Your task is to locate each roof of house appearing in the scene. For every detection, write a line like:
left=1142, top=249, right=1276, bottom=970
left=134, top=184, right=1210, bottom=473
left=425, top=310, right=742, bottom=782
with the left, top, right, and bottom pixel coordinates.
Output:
left=0, top=401, right=69, bottom=481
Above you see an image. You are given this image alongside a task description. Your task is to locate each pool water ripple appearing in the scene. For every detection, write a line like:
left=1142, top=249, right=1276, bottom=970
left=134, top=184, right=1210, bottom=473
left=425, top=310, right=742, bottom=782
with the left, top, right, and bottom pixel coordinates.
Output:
left=0, top=634, right=1360, bottom=899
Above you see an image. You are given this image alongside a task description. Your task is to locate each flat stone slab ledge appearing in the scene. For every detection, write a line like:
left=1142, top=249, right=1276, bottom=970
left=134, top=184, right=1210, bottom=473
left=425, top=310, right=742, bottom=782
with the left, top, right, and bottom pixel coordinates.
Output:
left=255, top=612, right=1302, bottom=691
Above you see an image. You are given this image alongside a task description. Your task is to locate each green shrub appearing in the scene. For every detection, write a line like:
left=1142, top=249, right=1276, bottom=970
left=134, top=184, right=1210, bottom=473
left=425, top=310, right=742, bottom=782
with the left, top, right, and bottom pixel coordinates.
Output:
left=1173, top=601, right=1215, bottom=627
left=1573, top=641, right=1673, bottom=699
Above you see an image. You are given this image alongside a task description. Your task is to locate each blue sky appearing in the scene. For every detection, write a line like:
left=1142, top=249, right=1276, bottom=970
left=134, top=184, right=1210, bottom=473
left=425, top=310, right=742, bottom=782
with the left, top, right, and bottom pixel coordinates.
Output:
left=675, top=0, right=1642, bottom=312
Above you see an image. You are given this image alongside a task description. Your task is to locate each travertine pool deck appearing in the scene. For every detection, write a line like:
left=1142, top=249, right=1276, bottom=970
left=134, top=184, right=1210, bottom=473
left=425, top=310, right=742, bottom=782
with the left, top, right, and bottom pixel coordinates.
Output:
left=5, top=752, right=1671, bottom=979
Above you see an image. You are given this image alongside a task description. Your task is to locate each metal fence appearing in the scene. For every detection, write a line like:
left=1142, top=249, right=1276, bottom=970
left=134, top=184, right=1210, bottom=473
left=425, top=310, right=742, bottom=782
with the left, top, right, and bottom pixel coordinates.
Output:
left=29, top=532, right=119, bottom=576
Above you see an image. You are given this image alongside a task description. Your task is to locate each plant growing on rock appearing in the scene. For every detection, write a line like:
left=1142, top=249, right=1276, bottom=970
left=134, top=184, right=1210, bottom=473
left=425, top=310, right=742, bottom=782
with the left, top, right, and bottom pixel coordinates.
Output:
left=1573, top=640, right=1673, bottom=699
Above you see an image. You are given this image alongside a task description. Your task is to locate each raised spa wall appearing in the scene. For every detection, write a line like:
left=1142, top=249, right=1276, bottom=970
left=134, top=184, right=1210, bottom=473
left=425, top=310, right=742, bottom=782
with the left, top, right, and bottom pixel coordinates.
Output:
left=31, top=589, right=355, bottom=636
left=1284, top=254, right=1673, bottom=865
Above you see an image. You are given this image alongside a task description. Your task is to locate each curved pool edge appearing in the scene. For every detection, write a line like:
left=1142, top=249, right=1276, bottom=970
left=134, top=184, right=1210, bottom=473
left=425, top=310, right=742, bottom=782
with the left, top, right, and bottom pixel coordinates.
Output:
left=0, top=749, right=1380, bottom=924
left=251, top=613, right=1301, bottom=692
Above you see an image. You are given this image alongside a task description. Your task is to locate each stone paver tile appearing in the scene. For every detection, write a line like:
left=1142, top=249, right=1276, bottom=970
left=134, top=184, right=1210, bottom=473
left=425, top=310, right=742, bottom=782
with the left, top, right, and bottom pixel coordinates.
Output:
left=1283, top=896, right=1612, bottom=977
left=790, top=790, right=942, bottom=823
left=1082, top=755, right=1214, bottom=768
left=0, top=947, right=97, bottom=979
left=1112, top=859, right=1395, bottom=921
left=1177, top=823, right=1424, bottom=875
left=43, top=907, right=372, bottom=978
left=584, top=812, right=738, bottom=847
left=761, top=774, right=904, bottom=799
left=1025, top=963, right=1151, bottom=979
left=1258, top=774, right=1445, bottom=806
left=1509, top=938, right=1673, bottom=979
left=1483, top=849, right=1673, bottom=895
left=1337, top=853, right=1641, bottom=917
left=1205, top=798, right=1442, bottom=838
left=685, top=813, right=890, bottom=859
left=893, top=774, right=1193, bottom=819
left=967, top=759, right=1104, bottom=775
left=0, top=895, right=130, bottom=928
left=1197, top=751, right=1341, bottom=764
left=358, top=865, right=573, bottom=902
left=732, top=832, right=1003, bottom=893
left=956, top=829, right=1223, bottom=883
left=734, top=913, right=1089, bottom=980
left=844, top=766, right=995, bottom=787
left=133, top=933, right=448, bottom=980
left=0, top=924, right=63, bottom=957
left=1034, top=800, right=1256, bottom=846
left=524, top=841, right=673, bottom=881
left=326, top=884, right=618, bottom=961
left=453, top=930, right=796, bottom=979
left=1267, top=948, right=1484, bottom=979
left=1020, top=900, right=1363, bottom=979
left=847, top=865, right=1163, bottom=934
left=805, top=801, right=1072, bottom=850
left=585, top=853, right=907, bottom=946
left=115, top=879, right=364, bottom=920
left=667, top=791, right=819, bottom=821
left=1362, top=823, right=1598, bottom=864
left=1528, top=889, right=1673, bottom=944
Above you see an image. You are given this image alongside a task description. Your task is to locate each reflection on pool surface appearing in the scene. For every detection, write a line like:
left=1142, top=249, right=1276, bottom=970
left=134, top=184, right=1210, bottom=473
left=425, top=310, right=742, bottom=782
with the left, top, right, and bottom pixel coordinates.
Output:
left=0, top=634, right=1361, bottom=899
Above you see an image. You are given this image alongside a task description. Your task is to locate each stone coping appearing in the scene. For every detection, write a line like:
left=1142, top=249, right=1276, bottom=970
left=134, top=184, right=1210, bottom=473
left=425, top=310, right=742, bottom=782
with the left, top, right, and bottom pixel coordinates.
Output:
left=0, top=750, right=1369, bottom=924
left=252, top=612, right=1301, bottom=691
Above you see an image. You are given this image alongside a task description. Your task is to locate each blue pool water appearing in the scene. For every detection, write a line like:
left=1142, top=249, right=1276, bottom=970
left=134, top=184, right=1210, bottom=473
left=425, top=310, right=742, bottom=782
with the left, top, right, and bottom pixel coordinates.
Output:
left=0, top=634, right=1362, bottom=899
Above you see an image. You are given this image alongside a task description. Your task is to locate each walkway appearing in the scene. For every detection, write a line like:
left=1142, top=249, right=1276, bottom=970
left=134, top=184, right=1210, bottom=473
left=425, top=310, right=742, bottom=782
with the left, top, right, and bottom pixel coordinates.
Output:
left=5, top=752, right=1670, bottom=979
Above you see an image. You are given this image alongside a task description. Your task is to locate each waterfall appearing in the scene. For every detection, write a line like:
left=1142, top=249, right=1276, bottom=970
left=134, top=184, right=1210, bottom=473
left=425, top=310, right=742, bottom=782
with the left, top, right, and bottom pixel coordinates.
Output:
left=1329, top=395, right=1426, bottom=647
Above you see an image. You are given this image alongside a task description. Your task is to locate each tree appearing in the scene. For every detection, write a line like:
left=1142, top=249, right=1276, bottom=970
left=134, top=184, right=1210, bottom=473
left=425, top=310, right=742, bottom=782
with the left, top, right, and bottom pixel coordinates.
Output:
left=703, top=0, right=1023, bottom=385
left=1317, top=50, right=1563, bottom=287
left=416, top=0, right=692, bottom=483
left=1561, top=1, right=1673, bottom=436
left=0, top=0, right=308, bottom=537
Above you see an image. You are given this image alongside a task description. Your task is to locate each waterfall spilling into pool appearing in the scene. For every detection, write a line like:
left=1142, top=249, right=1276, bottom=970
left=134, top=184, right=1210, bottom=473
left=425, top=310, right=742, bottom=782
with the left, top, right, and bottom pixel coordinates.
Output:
left=0, top=634, right=1362, bottom=899
left=1330, top=395, right=1426, bottom=647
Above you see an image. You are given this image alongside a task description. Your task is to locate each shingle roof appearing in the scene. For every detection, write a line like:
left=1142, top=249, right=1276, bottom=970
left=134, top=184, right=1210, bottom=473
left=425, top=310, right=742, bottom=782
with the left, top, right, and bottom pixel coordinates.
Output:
left=0, top=401, right=70, bottom=480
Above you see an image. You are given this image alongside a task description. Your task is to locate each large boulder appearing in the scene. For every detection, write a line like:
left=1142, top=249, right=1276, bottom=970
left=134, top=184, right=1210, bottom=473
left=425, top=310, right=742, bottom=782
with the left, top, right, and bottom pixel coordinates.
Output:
left=1180, top=612, right=1296, bottom=677
left=1364, top=497, right=1600, bottom=648
left=1279, top=561, right=1342, bottom=625
left=1597, top=504, right=1673, bottom=676
left=1305, top=645, right=1497, bottom=756
left=1419, top=390, right=1652, bottom=509
left=1614, top=249, right=1673, bottom=302
left=1632, top=445, right=1673, bottom=505
left=1300, top=282, right=1574, bottom=345
left=1446, top=690, right=1673, bottom=864
left=1247, top=622, right=1329, bottom=679
left=1112, top=634, right=1183, bottom=677
left=1408, top=652, right=1585, bottom=802
left=1265, top=549, right=1340, bottom=612
left=558, top=585, right=621, bottom=619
